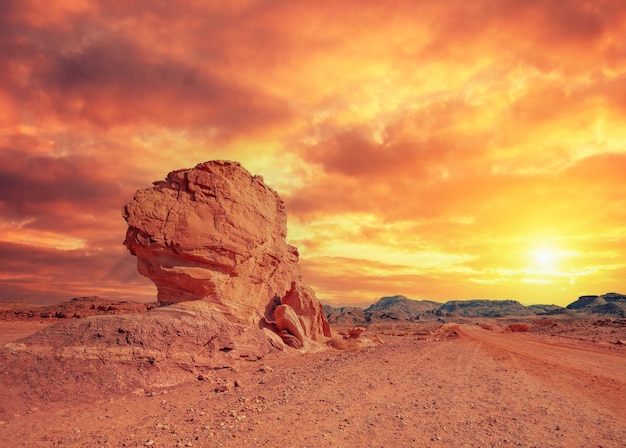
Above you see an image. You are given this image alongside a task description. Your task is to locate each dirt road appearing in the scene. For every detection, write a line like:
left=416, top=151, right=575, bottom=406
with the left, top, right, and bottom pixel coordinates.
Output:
left=1, top=324, right=625, bottom=447
left=457, top=324, right=626, bottom=412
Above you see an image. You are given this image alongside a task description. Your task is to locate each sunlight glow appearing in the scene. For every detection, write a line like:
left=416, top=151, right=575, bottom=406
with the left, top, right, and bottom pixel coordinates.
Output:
left=0, top=221, right=86, bottom=251
left=532, top=247, right=557, bottom=269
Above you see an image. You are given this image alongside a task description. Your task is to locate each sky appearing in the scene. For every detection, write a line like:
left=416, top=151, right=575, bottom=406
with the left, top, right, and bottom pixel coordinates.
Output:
left=1, top=0, right=625, bottom=307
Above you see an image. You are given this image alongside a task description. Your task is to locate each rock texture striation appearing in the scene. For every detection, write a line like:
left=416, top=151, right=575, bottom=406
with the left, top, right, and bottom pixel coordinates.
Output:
left=123, top=160, right=330, bottom=347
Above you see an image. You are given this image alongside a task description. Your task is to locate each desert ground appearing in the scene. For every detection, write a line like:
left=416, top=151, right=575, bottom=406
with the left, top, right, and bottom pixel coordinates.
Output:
left=1, top=316, right=625, bottom=448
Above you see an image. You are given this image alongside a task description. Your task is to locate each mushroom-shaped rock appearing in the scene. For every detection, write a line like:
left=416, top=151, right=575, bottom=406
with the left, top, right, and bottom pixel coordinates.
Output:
left=123, top=160, right=331, bottom=346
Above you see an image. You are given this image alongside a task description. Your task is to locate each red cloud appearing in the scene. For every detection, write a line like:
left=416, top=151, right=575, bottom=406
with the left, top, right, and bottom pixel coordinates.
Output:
left=0, top=241, right=154, bottom=304
left=2, top=0, right=626, bottom=305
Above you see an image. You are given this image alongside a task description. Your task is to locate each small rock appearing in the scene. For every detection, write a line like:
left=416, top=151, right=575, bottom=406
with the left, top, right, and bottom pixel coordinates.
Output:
left=348, top=327, right=365, bottom=339
left=215, top=385, right=228, bottom=393
left=198, top=374, right=207, bottom=381
left=145, top=440, right=155, bottom=446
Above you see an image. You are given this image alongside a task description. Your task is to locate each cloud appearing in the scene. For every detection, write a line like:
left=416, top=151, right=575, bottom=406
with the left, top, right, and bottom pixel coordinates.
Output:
left=43, top=37, right=294, bottom=134
left=0, top=146, right=135, bottom=243
left=300, top=256, right=452, bottom=305
left=2, top=0, right=626, bottom=306
left=1, top=0, right=295, bottom=138
left=0, top=241, right=154, bottom=304
left=287, top=129, right=626, bottom=305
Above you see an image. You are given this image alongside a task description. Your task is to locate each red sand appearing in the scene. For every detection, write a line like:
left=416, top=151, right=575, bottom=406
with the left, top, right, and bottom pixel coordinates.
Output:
left=1, top=318, right=625, bottom=447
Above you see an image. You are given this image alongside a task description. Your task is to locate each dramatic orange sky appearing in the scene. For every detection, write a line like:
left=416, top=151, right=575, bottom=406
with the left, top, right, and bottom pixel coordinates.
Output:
left=2, top=0, right=625, bottom=307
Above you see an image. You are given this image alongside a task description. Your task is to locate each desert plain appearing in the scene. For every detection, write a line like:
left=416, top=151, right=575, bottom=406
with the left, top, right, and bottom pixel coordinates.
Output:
left=1, top=307, right=625, bottom=448
left=1, top=162, right=626, bottom=447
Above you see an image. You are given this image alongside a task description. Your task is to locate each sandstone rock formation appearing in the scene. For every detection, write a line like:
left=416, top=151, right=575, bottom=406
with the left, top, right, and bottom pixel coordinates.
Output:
left=123, top=160, right=331, bottom=348
left=0, top=161, right=332, bottom=402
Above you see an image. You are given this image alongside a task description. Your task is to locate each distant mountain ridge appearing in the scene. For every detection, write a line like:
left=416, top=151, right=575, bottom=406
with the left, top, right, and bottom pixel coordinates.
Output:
left=325, top=295, right=441, bottom=323
left=324, top=292, right=626, bottom=323
left=365, top=295, right=440, bottom=321
left=322, top=305, right=365, bottom=325
left=436, top=299, right=538, bottom=318
left=566, top=292, right=626, bottom=318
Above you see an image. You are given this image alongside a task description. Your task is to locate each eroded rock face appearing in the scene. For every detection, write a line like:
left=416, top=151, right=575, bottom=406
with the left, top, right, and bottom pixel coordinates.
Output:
left=123, top=160, right=331, bottom=346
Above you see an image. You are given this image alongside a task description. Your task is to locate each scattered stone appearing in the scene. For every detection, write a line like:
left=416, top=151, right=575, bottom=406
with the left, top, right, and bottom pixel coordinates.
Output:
left=348, top=327, right=365, bottom=339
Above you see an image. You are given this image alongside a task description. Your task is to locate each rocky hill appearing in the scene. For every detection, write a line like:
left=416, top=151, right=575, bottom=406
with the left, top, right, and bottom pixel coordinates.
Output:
left=566, top=293, right=626, bottom=317
left=364, top=295, right=440, bottom=321
left=436, top=300, right=539, bottom=318
left=325, top=292, right=626, bottom=323
left=528, top=304, right=564, bottom=314
left=324, top=295, right=441, bottom=323
left=322, top=305, right=365, bottom=325
left=325, top=296, right=564, bottom=323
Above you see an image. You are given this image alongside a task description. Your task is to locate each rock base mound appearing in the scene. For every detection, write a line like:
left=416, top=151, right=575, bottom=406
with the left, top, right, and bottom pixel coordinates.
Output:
left=1, top=302, right=277, bottom=403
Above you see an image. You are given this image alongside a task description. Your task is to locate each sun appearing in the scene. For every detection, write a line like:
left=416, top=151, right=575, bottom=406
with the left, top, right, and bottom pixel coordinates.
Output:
left=533, top=247, right=557, bottom=268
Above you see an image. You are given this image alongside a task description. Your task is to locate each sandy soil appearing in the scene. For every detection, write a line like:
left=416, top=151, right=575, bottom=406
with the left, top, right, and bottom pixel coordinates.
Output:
left=1, top=319, right=625, bottom=447
left=0, top=321, right=55, bottom=345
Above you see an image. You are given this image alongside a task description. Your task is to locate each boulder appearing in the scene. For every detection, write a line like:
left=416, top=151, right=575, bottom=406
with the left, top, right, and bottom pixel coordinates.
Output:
left=274, top=304, right=305, bottom=348
left=123, top=160, right=331, bottom=346
left=0, top=161, right=332, bottom=407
